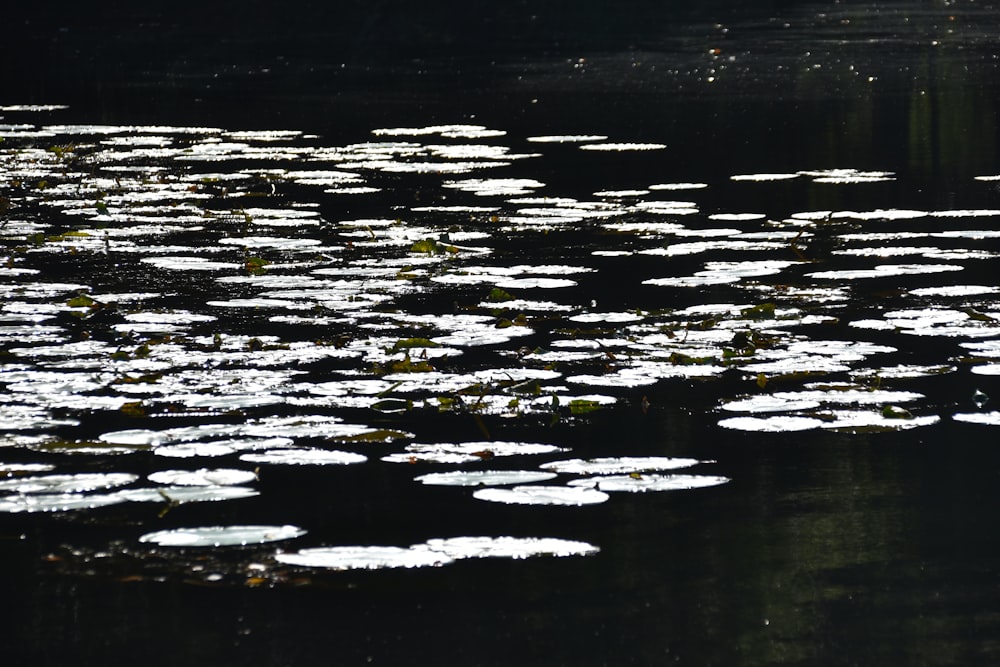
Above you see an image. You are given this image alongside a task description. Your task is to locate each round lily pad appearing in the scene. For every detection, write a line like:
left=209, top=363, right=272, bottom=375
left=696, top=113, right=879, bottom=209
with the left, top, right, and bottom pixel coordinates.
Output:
left=239, top=449, right=367, bottom=466
left=472, top=485, right=609, bottom=506
left=140, top=524, right=306, bottom=547
left=540, top=457, right=703, bottom=475
left=413, top=470, right=558, bottom=487
left=717, top=416, right=824, bottom=432
left=568, top=474, right=730, bottom=493
left=147, top=468, right=258, bottom=486
left=275, top=546, right=453, bottom=570
left=0, top=492, right=126, bottom=513
left=424, top=536, right=599, bottom=559
left=0, top=472, right=138, bottom=494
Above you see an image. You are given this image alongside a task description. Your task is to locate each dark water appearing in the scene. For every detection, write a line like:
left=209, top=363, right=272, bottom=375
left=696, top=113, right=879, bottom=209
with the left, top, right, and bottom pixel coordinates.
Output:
left=4, top=2, right=1000, bottom=665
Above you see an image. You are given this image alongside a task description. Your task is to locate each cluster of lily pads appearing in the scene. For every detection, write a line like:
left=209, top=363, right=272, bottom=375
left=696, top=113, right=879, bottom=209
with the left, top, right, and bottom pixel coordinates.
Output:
left=1, top=104, right=999, bottom=575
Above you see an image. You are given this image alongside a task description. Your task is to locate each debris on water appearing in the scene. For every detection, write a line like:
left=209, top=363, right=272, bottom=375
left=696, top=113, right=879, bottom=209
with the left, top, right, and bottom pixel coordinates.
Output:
left=973, top=389, right=989, bottom=409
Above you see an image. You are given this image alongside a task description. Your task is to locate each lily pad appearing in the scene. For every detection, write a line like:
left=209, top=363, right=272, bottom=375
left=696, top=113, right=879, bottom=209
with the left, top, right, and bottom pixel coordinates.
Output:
left=384, top=441, right=568, bottom=465
left=239, top=449, right=367, bottom=466
left=0, top=492, right=126, bottom=513
left=953, top=412, right=1000, bottom=426
left=472, top=485, right=609, bottom=506
left=147, top=468, right=258, bottom=486
left=0, top=472, right=137, bottom=494
left=113, top=485, right=259, bottom=503
left=540, top=457, right=703, bottom=475
left=139, top=524, right=305, bottom=547
left=423, top=536, right=599, bottom=559
left=717, top=416, right=824, bottom=432
left=275, top=545, right=454, bottom=570
left=413, top=470, right=558, bottom=487
left=568, top=474, right=731, bottom=492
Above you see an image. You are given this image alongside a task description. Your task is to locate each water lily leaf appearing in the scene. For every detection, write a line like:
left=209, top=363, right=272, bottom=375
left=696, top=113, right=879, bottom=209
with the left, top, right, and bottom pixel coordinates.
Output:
left=147, top=468, right=258, bottom=486
left=717, top=416, right=824, bottom=432
left=0, top=462, right=56, bottom=475
left=423, top=536, right=599, bottom=559
left=805, top=264, right=963, bottom=280
left=413, top=470, right=557, bottom=487
left=579, top=142, right=666, bottom=151
left=472, top=485, right=609, bottom=506
left=275, top=545, right=454, bottom=570
left=0, top=472, right=137, bottom=494
left=720, top=396, right=822, bottom=413
left=953, top=412, right=1000, bottom=426
left=154, top=442, right=240, bottom=458
left=731, top=173, right=800, bottom=182
left=0, top=492, right=126, bottom=513
left=818, top=409, right=939, bottom=431
left=540, top=457, right=703, bottom=475
left=140, top=525, right=305, bottom=547
left=567, top=474, right=730, bottom=492
left=526, top=135, right=608, bottom=143
left=113, top=485, right=259, bottom=503
left=239, top=449, right=367, bottom=466
left=388, top=441, right=568, bottom=466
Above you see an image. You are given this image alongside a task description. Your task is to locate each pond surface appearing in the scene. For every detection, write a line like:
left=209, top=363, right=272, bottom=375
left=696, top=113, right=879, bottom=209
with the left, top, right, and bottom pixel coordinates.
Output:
left=5, top=1, right=1000, bottom=664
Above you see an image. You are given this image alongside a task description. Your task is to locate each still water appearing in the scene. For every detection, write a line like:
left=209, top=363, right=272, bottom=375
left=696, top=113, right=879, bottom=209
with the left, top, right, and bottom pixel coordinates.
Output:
left=4, top=1, right=1000, bottom=664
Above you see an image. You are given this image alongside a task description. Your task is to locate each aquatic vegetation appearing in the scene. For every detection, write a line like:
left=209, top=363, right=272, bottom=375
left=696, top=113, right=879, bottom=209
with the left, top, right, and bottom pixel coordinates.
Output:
left=0, top=106, right=993, bottom=580
left=567, top=474, right=731, bottom=492
left=140, top=525, right=306, bottom=547
left=473, top=485, right=610, bottom=506
left=274, top=536, right=599, bottom=570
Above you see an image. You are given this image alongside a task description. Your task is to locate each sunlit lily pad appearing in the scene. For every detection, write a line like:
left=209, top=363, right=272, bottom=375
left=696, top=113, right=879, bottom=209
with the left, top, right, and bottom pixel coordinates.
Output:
left=0, top=472, right=137, bottom=494
left=140, top=524, right=305, bottom=547
left=413, top=470, right=558, bottom=486
left=526, top=135, right=608, bottom=143
left=579, top=142, right=666, bottom=151
left=113, top=485, right=259, bottom=503
left=239, top=449, right=367, bottom=466
left=0, top=493, right=126, bottom=513
left=720, top=395, right=822, bottom=413
left=818, top=410, right=940, bottom=431
left=384, top=441, right=568, bottom=465
left=472, top=485, right=609, bottom=506
left=275, top=545, right=454, bottom=570
left=805, top=264, right=963, bottom=280
left=147, top=468, right=258, bottom=486
left=953, top=412, right=1000, bottom=426
left=731, top=173, right=800, bottom=182
left=0, top=462, right=56, bottom=475
left=717, top=416, right=824, bottom=432
left=540, top=457, right=703, bottom=475
left=423, top=536, right=599, bottom=559
left=567, top=474, right=730, bottom=492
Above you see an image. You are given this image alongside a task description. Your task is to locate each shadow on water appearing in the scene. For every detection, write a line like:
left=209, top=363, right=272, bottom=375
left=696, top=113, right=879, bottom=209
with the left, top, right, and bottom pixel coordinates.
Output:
left=4, top=1, right=1000, bottom=665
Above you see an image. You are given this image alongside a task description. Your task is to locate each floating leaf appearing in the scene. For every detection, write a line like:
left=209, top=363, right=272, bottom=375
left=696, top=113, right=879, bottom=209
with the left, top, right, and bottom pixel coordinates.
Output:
left=0, top=493, right=126, bottom=513
left=472, top=485, right=609, bottom=506
left=717, top=416, right=824, bottom=432
left=239, top=449, right=367, bottom=466
left=113, top=485, right=259, bottom=503
left=540, top=457, right=703, bottom=475
left=0, top=472, right=137, bottom=494
left=567, top=474, right=730, bottom=492
left=423, top=536, right=599, bottom=559
left=275, top=545, right=453, bottom=570
left=140, top=525, right=305, bottom=547
left=413, top=470, right=557, bottom=487
left=147, top=468, right=258, bottom=486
